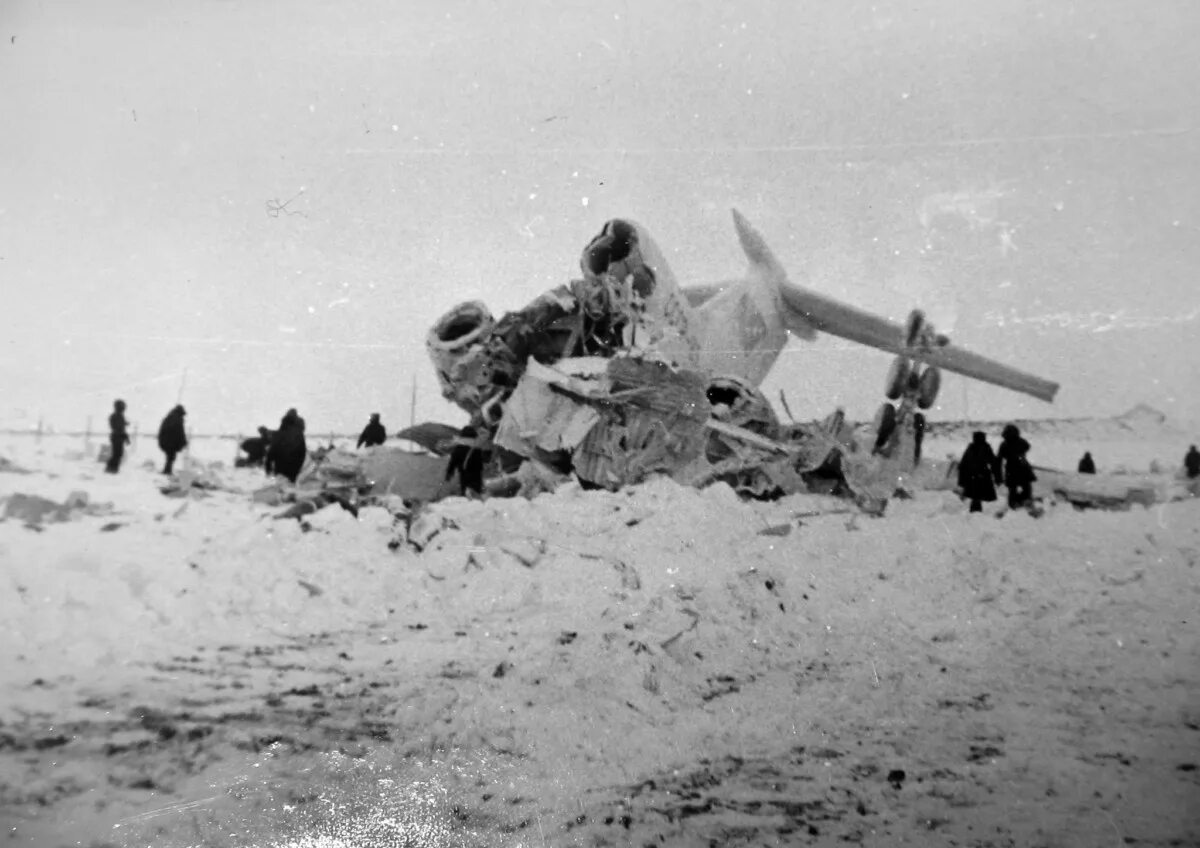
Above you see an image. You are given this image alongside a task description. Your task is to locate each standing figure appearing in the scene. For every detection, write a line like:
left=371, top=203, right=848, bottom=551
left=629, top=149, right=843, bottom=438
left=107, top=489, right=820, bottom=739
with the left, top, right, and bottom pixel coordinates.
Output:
left=1077, top=451, right=1096, bottom=474
left=995, top=423, right=1036, bottom=509
left=357, top=413, right=387, bottom=449
left=105, top=399, right=131, bottom=474
left=1185, top=445, right=1200, bottom=479
left=266, top=408, right=308, bottom=483
left=956, top=431, right=999, bottom=513
left=157, top=405, right=188, bottom=475
left=445, top=425, right=485, bottom=496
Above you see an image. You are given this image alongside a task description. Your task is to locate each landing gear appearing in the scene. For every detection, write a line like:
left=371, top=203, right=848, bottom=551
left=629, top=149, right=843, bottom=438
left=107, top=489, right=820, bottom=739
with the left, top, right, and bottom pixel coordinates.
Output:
left=916, top=365, right=941, bottom=410
left=872, top=309, right=947, bottom=460
left=884, top=355, right=911, bottom=401
left=872, top=401, right=897, bottom=452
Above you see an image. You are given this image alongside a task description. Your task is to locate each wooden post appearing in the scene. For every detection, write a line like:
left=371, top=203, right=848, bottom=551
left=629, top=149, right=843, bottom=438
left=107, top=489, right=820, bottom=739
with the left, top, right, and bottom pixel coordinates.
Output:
left=85, top=415, right=92, bottom=451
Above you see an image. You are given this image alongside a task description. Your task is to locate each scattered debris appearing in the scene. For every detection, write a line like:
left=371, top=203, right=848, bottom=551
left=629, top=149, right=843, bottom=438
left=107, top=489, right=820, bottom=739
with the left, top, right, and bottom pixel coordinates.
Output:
left=0, top=491, right=114, bottom=527
left=172, top=212, right=1061, bottom=519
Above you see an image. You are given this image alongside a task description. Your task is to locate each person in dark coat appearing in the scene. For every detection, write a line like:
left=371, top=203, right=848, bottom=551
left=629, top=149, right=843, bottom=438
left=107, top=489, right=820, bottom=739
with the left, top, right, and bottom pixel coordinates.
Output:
left=357, top=413, right=387, bottom=449
left=1185, top=445, right=1200, bottom=479
left=266, top=408, right=307, bottom=483
left=445, top=425, right=485, bottom=496
left=157, top=405, right=188, bottom=475
left=956, top=431, right=999, bottom=512
left=105, top=399, right=131, bottom=473
left=237, top=426, right=274, bottom=467
left=1077, top=451, right=1096, bottom=474
left=995, top=423, right=1036, bottom=509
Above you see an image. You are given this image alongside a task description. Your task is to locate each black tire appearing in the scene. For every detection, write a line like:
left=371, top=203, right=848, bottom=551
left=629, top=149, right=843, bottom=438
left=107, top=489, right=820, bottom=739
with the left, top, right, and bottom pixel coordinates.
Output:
left=904, top=309, right=926, bottom=348
left=917, top=366, right=941, bottom=409
left=884, top=356, right=911, bottom=400
left=873, top=402, right=897, bottom=450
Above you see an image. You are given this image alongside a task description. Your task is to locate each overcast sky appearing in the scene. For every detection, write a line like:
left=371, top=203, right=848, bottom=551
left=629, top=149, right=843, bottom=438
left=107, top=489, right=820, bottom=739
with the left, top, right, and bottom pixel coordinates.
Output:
left=2, top=0, right=1198, bottom=436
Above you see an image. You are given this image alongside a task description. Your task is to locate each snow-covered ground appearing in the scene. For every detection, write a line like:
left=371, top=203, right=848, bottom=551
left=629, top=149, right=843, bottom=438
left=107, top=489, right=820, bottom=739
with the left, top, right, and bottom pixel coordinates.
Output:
left=1, top=429, right=1198, bottom=847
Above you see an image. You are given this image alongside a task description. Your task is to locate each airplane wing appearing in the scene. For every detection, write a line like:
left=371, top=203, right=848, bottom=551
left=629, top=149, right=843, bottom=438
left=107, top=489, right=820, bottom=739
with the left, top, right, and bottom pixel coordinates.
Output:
left=776, top=282, right=1060, bottom=403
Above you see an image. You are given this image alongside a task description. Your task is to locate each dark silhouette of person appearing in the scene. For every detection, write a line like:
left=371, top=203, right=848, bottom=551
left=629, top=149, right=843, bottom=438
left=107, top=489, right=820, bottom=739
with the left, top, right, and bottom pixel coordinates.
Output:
left=445, top=425, right=485, bottom=496
left=957, top=431, right=999, bottom=512
left=995, top=423, right=1036, bottom=509
left=266, top=408, right=307, bottom=483
left=357, top=413, right=387, bottom=449
left=156, top=405, right=188, bottom=475
left=1185, top=445, right=1200, bottom=479
left=238, top=426, right=274, bottom=467
left=105, top=399, right=131, bottom=473
left=1077, top=451, right=1096, bottom=474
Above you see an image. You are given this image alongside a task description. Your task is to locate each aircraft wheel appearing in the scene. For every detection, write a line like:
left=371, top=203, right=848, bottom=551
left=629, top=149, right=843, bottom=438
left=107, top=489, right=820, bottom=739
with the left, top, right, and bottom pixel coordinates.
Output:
left=904, top=309, right=927, bottom=348
left=917, top=366, right=941, bottom=409
left=884, top=355, right=911, bottom=400
left=873, top=402, right=897, bottom=450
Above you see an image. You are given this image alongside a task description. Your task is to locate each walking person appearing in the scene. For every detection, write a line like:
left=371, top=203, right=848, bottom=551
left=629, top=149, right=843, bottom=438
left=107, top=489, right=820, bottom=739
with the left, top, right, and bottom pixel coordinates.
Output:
left=105, top=399, right=131, bottom=474
left=157, top=405, right=188, bottom=475
left=956, top=431, right=999, bottom=513
left=995, top=423, right=1036, bottom=509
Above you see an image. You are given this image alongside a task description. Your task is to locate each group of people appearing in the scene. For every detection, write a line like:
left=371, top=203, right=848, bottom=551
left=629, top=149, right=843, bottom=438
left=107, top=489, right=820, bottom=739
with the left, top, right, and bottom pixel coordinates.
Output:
left=100, top=398, right=1200, bottom=500
left=956, top=424, right=1037, bottom=513
left=102, top=399, right=190, bottom=475
left=234, top=409, right=309, bottom=481
left=958, top=428, right=1200, bottom=513
left=236, top=411, right=389, bottom=482
left=103, top=400, right=393, bottom=484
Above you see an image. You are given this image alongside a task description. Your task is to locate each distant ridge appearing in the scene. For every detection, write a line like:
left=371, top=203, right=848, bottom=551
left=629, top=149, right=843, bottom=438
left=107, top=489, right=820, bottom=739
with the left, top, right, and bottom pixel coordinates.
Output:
left=917, top=404, right=1185, bottom=442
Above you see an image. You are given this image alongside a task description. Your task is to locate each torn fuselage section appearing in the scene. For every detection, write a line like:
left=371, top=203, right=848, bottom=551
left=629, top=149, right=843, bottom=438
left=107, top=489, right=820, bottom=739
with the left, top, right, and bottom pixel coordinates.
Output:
left=422, top=216, right=910, bottom=510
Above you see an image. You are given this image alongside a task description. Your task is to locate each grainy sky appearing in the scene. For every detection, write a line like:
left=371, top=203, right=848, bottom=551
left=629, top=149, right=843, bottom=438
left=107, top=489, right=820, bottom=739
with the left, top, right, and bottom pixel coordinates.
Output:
left=2, top=0, right=1198, bottom=435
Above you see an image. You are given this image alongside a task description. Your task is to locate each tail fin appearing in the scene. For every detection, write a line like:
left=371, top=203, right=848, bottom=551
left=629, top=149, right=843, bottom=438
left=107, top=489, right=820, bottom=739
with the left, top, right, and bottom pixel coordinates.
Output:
left=732, top=209, right=818, bottom=340
left=732, top=208, right=785, bottom=274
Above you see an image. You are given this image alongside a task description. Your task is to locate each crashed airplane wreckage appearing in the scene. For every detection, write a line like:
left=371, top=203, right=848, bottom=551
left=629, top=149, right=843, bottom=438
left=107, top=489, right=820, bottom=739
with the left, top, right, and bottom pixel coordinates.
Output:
left=406, top=210, right=1059, bottom=512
